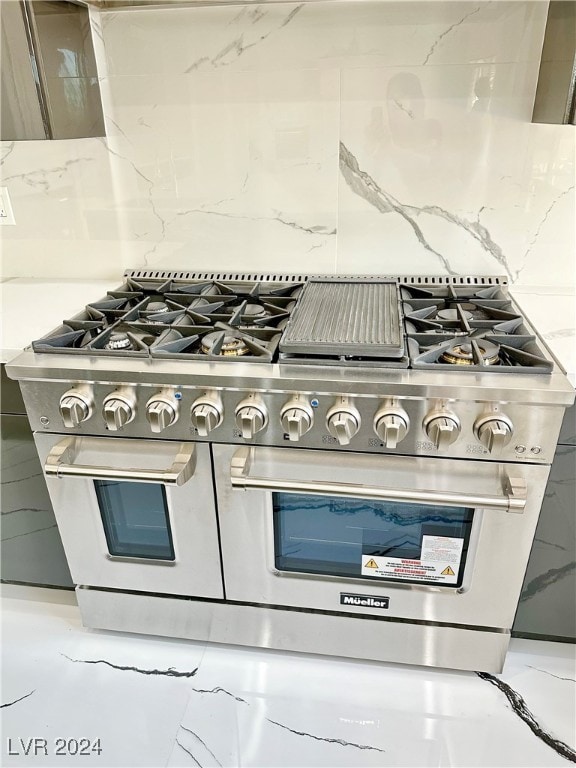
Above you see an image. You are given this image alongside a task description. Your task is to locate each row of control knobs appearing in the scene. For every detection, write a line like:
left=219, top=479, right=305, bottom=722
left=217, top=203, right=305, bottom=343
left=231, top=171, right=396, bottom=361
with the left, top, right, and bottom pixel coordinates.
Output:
left=59, top=388, right=514, bottom=453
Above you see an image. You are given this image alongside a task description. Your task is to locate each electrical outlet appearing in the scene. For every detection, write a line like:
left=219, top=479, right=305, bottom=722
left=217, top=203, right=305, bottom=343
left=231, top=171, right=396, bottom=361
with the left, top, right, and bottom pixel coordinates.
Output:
left=0, top=187, right=16, bottom=225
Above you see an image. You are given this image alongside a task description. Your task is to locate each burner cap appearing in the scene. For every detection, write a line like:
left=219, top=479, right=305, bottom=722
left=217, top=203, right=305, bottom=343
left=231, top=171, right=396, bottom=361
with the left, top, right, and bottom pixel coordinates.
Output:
left=440, top=339, right=500, bottom=366
left=241, top=303, right=268, bottom=323
left=201, top=331, right=249, bottom=356
left=190, top=298, right=210, bottom=309
left=436, top=308, right=473, bottom=322
left=146, top=301, right=169, bottom=314
left=105, top=332, right=133, bottom=351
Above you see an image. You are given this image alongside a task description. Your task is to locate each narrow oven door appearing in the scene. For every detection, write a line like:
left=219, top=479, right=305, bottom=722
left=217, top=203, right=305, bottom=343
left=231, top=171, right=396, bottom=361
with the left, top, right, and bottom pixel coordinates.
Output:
left=213, top=444, right=549, bottom=628
left=34, top=434, right=223, bottom=598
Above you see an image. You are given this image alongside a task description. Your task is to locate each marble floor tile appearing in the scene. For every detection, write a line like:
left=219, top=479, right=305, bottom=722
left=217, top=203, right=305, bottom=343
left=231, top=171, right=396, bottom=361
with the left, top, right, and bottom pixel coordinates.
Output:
left=1, top=585, right=575, bottom=767
left=1, top=586, right=208, bottom=768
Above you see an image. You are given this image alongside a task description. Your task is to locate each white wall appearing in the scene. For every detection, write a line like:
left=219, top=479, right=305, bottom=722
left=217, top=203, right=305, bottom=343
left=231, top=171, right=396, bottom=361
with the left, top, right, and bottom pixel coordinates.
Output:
left=1, top=0, right=574, bottom=288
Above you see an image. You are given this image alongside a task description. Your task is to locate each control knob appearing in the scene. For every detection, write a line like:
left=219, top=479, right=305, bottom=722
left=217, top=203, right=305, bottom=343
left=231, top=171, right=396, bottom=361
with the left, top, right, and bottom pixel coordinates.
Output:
left=235, top=397, right=268, bottom=440
left=191, top=393, right=223, bottom=437
left=373, top=403, right=410, bottom=449
left=474, top=413, right=513, bottom=454
left=103, top=389, right=136, bottom=432
left=146, top=391, right=179, bottom=434
left=59, top=387, right=93, bottom=428
left=326, top=399, right=360, bottom=446
left=280, top=398, right=313, bottom=442
left=423, top=409, right=461, bottom=450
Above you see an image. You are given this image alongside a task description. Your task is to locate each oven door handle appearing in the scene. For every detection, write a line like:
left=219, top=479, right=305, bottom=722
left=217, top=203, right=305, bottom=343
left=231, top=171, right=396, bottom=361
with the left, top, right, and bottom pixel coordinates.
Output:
left=44, top=437, right=197, bottom=486
left=230, top=447, right=527, bottom=512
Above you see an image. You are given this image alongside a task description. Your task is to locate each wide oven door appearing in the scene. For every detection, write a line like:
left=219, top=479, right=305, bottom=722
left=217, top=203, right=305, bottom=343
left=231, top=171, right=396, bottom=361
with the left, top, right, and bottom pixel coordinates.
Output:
left=213, top=444, right=549, bottom=628
left=35, top=434, right=223, bottom=598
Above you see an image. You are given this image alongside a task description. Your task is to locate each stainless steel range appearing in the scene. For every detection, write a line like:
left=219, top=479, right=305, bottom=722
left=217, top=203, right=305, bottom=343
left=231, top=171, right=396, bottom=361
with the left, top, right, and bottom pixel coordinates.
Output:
left=6, top=270, right=574, bottom=673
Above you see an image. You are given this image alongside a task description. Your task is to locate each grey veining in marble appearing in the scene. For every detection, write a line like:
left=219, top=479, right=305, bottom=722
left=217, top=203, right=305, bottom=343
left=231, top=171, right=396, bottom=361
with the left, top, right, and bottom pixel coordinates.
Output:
left=0, top=691, right=35, bottom=710
left=61, top=653, right=198, bottom=678
left=421, top=4, right=483, bottom=65
left=184, top=5, right=304, bottom=73
left=476, top=673, right=576, bottom=763
left=518, top=185, right=576, bottom=281
left=339, top=141, right=515, bottom=278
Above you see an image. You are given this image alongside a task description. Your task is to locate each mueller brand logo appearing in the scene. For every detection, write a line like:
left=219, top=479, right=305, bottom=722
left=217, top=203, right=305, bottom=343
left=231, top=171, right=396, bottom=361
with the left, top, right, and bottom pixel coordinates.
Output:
left=340, top=593, right=389, bottom=609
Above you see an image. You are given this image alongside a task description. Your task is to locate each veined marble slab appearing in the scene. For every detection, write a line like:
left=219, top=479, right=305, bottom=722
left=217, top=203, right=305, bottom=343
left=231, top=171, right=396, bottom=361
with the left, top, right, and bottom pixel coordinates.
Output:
left=337, top=77, right=574, bottom=283
left=98, top=1, right=547, bottom=76
left=1, top=0, right=573, bottom=288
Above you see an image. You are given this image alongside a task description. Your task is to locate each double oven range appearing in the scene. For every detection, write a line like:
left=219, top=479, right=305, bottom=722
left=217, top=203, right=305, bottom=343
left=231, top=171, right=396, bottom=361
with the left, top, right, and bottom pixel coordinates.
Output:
left=7, top=271, right=574, bottom=672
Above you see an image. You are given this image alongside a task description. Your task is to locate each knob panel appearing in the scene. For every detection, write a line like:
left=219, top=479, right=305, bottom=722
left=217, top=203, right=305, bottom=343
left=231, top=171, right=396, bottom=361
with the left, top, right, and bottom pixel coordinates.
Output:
left=235, top=397, right=268, bottom=439
left=326, top=399, right=360, bottom=446
left=191, top=392, right=224, bottom=437
left=280, top=398, right=313, bottom=442
left=423, top=410, right=461, bottom=450
left=373, top=403, right=410, bottom=449
left=146, top=392, right=179, bottom=434
left=59, top=387, right=93, bottom=428
left=103, top=389, right=136, bottom=431
left=474, top=413, right=513, bottom=454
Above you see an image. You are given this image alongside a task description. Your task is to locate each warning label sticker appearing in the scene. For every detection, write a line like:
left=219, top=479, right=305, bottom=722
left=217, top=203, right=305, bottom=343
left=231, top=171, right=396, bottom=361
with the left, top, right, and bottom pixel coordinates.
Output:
left=361, top=535, right=464, bottom=585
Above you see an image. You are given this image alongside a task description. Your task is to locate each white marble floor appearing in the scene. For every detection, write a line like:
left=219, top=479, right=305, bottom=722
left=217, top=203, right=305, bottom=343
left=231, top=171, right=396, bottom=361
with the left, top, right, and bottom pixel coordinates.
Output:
left=1, top=585, right=575, bottom=768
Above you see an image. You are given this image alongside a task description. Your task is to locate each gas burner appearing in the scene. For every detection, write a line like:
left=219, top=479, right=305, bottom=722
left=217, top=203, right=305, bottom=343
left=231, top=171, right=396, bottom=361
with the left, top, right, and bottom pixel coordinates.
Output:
left=146, top=302, right=169, bottom=314
left=436, top=308, right=474, bottom=322
left=241, top=303, right=268, bottom=323
left=440, top=339, right=500, bottom=366
left=407, top=332, right=554, bottom=372
left=105, top=332, right=134, bottom=351
left=150, top=322, right=281, bottom=362
left=200, top=331, right=249, bottom=357
left=220, top=298, right=291, bottom=329
left=143, top=301, right=172, bottom=323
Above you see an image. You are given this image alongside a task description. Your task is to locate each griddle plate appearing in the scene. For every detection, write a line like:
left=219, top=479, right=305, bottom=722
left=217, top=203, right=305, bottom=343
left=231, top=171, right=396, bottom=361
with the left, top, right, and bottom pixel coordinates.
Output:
left=280, top=279, right=404, bottom=358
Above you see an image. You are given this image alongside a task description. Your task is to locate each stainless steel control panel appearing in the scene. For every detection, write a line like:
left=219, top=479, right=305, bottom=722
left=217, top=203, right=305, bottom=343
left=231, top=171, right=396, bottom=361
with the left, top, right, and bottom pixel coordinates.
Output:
left=20, top=379, right=562, bottom=463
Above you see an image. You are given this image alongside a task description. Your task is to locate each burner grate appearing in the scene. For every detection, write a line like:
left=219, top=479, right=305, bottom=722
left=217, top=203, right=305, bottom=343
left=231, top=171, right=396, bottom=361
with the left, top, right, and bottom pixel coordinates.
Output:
left=32, top=277, right=300, bottom=360
left=151, top=323, right=280, bottom=362
left=400, top=284, right=553, bottom=374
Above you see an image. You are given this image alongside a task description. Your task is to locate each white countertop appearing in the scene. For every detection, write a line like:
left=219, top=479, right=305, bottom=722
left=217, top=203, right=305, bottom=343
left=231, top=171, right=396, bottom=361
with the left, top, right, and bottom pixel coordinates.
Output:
left=1, top=278, right=574, bottom=388
left=510, top=287, right=576, bottom=388
left=1, top=278, right=114, bottom=364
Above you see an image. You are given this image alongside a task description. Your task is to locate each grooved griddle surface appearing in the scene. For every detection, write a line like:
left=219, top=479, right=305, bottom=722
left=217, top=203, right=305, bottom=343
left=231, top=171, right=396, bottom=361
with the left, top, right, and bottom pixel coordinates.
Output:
left=280, top=280, right=404, bottom=358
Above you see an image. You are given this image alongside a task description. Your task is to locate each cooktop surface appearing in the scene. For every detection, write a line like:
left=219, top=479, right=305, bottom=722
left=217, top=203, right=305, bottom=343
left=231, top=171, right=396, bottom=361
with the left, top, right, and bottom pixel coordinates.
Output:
left=29, top=272, right=554, bottom=374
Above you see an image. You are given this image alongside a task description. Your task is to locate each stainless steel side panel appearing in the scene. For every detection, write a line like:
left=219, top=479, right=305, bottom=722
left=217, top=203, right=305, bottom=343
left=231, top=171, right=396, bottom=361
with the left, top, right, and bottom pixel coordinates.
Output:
left=213, top=444, right=550, bottom=628
left=34, top=434, right=224, bottom=598
left=76, top=587, right=510, bottom=673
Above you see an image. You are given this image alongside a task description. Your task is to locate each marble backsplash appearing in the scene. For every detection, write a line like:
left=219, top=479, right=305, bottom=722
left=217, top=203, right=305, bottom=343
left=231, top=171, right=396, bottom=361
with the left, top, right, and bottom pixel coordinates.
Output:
left=0, top=0, right=574, bottom=288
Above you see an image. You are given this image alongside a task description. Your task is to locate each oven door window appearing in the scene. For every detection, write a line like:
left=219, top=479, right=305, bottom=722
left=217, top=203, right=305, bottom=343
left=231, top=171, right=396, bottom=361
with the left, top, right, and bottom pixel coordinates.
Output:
left=94, top=480, right=175, bottom=561
left=273, top=493, right=473, bottom=588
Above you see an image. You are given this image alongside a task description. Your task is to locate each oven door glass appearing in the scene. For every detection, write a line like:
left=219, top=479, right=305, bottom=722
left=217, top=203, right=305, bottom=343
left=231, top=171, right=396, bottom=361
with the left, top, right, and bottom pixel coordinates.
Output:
left=273, top=493, right=473, bottom=588
left=94, top=480, right=174, bottom=561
